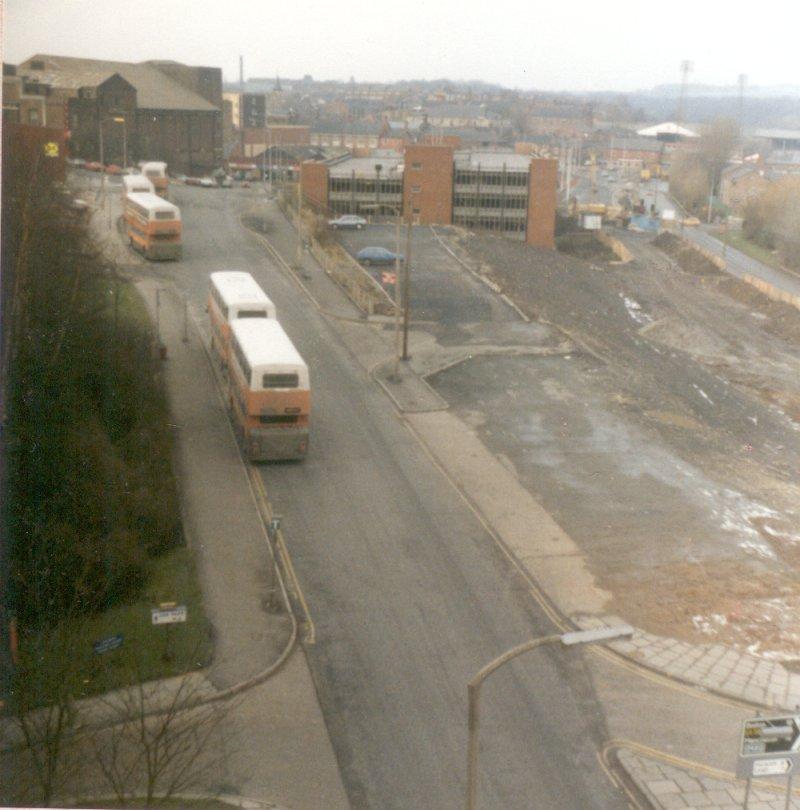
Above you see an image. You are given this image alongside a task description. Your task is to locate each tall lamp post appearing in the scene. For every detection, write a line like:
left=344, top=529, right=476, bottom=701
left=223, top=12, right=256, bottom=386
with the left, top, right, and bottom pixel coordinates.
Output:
left=361, top=202, right=403, bottom=380
left=466, top=624, right=634, bottom=810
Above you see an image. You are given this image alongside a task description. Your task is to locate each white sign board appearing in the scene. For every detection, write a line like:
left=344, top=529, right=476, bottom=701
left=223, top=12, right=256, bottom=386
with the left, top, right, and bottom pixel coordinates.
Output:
left=753, top=759, right=793, bottom=777
left=737, top=715, right=800, bottom=778
left=661, top=209, right=676, bottom=221
left=151, top=605, right=187, bottom=625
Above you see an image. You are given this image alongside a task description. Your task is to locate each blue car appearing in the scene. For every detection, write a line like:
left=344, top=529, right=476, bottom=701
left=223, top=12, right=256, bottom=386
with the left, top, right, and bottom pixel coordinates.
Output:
left=356, top=246, right=404, bottom=266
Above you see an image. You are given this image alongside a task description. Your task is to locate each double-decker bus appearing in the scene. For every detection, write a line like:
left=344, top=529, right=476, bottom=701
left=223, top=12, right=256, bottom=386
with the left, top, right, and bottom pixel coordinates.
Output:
left=124, top=192, right=182, bottom=260
left=208, top=272, right=277, bottom=367
left=228, top=319, right=309, bottom=461
left=141, top=161, right=169, bottom=198
left=122, top=173, right=155, bottom=199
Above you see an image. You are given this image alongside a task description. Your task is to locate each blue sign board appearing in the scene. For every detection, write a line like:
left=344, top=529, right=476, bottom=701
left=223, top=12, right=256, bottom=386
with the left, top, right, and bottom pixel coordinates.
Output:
left=93, top=634, right=124, bottom=655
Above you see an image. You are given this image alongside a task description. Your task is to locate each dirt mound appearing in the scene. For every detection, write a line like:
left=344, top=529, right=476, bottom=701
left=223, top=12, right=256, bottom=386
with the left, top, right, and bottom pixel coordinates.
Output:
left=556, top=232, right=617, bottom=262
left=653, top=231, right=721, bottom=276
left=717, top=276, right=800, bottom=344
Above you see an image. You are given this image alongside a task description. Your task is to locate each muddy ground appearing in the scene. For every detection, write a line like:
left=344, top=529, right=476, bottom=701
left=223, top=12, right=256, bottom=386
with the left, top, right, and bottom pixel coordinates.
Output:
left=430, top=227, right=800, bottom=659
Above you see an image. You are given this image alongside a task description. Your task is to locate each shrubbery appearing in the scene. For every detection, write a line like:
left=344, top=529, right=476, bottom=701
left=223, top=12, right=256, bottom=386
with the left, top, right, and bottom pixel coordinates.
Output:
left=3, top=149, right=181, bottom=631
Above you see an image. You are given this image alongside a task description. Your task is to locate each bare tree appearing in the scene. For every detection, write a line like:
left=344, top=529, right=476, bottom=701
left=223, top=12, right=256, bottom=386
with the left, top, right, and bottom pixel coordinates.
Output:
left=8, top=622, right=86, bottom=806
left=89, top=649, right=237, bottom=807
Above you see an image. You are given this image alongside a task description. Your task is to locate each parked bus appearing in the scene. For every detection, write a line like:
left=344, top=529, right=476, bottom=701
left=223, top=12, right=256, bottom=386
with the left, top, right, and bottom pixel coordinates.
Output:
left=124, top=192, right=182, bottom=260
left=122, top=173, right=155, bottom=199
left=228, top=319, right=309, bottom=461
left=208, top=271, right=277, bottom=366
left=141, top=161, right=169, bottom=198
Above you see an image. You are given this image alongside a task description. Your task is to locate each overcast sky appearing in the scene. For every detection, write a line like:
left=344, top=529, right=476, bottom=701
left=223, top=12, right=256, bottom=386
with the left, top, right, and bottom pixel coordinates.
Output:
left=6, top=0, right=800, bottom=93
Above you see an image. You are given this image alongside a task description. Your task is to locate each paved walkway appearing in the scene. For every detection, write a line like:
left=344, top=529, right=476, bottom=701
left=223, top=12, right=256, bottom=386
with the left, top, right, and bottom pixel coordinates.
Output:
left=573, top=615, right=800, bottom=713
left=619, top=748, right=800, bottom=810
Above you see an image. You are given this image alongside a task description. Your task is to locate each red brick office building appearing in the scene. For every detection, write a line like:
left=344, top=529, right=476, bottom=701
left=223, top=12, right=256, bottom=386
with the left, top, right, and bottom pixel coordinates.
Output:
left=301, top=144, right=557, bottom=249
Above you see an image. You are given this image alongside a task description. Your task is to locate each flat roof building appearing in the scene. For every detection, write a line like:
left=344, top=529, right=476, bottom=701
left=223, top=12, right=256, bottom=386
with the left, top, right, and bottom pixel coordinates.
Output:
left=301, top=145, right=557, bottom=249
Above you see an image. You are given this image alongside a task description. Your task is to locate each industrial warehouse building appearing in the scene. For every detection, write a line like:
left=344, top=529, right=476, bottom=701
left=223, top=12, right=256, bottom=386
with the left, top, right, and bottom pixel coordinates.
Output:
left=300, top=144, right=557, bottom=248
left=15, top=55, right=223, bottom=174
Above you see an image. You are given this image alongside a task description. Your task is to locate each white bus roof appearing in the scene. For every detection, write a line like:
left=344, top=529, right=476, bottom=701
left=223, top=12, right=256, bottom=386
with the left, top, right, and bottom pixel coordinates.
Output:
left=123, top=175, right=155, bottom=193
left=126, top=192, right=181, bottom=219
left=231, top=319, right=309, bottom=389
left=210, top=272, right=276, bottom=315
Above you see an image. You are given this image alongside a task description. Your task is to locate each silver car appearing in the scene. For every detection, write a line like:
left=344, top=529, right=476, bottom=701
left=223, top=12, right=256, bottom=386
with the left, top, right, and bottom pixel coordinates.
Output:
left=329, top=215, right=367, bottom=230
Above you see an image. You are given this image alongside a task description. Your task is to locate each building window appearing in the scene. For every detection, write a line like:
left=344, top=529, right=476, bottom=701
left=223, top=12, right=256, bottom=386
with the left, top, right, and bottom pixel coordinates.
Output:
left=411, top=162, right=422, bottom=170
left=31, top=60, right=45, bottom=71
left=411, top=185, right=421, bottom=193
left=28, top=108, right=40, bottom=125
left=412, top=208, right=420, bottom=214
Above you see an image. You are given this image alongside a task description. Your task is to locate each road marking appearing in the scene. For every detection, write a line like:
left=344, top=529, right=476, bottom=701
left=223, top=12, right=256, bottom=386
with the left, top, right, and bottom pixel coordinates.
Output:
left=247, top=468, right=316, bottom=645
left=602, top=737, right=800, bottom=798
left=186, top=302, right=315, bottom=644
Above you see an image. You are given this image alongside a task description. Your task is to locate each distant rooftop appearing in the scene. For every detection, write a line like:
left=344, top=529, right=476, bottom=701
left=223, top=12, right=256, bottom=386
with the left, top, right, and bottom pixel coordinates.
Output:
left=328, top=154, right=404, bottom=178
left=17, top=54, right=218, bottom=112
left=637, top=122, right=699, bottom=138
left=755, top=129, right=800, bottom=140
left=453, top=151, right=531, bottom=171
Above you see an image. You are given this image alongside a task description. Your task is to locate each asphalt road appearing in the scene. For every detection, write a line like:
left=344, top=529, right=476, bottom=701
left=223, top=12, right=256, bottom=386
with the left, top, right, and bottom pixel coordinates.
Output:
left=154, top=183, right=628, bottom=809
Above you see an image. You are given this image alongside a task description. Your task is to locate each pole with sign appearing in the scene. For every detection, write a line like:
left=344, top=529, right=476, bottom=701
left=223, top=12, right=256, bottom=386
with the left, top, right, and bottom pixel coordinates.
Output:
left=737, top=715, right=800, bottom=809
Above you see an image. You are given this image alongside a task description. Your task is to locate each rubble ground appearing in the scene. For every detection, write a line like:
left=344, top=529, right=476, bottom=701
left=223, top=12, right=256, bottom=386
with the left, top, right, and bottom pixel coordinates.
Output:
left=432, top=227, right=800, bottom=658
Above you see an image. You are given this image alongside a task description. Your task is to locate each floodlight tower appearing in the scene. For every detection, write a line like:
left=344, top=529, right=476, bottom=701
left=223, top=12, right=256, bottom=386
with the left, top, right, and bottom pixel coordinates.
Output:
left=676, top=59, right=693, bottom=125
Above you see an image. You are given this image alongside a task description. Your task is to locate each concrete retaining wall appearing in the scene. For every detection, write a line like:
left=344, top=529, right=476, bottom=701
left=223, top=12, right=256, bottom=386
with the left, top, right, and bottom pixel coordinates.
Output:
left=743, top=273, right=800, bottom=312
left=596, top=231, right=633, bottom=263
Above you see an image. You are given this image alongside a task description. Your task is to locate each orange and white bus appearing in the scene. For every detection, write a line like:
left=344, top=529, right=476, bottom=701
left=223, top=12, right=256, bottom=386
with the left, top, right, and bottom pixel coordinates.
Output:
left=208, top=271, right=277, bottom=366
left=141, top=161, right=169, bottom=198
left=228, top=319, right=309, bottom=461
left=124, top=192, right=182, bottom=261
left=122, top=173, right=155, bottom=199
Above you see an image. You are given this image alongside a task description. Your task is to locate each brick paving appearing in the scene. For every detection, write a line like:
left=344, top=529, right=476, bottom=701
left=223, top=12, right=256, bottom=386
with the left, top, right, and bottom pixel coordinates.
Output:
left=618, top=748, right=800, bottom=810
left=574, top=615, right=800, bottom=712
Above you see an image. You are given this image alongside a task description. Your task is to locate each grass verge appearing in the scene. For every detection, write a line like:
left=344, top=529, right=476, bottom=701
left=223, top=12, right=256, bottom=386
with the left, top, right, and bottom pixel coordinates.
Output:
left=16, top=541, right=213, bottom=706
left=719, top=230, right=782, bottom=270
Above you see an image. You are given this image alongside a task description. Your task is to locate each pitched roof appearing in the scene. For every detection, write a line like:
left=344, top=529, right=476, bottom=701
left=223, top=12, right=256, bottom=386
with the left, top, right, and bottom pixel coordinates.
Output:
left=19, top=54, right=218, bottom=112
left=637, top=122, right=699, bottom=138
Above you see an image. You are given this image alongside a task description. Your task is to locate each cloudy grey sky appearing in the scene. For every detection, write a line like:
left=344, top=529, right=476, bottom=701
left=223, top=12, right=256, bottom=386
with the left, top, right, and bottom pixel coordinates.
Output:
left=5, top=0, right=799, bottom=92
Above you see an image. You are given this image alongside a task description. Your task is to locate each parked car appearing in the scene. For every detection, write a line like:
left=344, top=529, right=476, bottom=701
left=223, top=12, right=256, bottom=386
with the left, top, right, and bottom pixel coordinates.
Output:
left=66, top=157, right=85, bottom=167
left=329, top=214, right=367, bottom=230
left=104, top=164, right=123, bottom=175
left=356, top=246, right=404, bottom=266
left=220, top=175, right=234, bottom=188
left=84, top=161, right=104, bottom=172
left=185, top=176, right=202, bottom=186
left=199, top=177, right=215, bottom=188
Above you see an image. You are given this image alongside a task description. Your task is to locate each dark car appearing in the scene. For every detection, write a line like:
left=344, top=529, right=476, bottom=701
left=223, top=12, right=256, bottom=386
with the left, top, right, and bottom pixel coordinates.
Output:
left=329, top=215, right=367, bottom=230
left=356, top=246, right=404, bottom=266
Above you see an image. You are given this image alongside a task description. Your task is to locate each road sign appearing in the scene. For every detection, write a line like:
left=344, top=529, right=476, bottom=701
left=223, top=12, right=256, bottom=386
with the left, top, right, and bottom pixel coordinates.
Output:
left=151, top=605, right=187, bottom=625
left=43, top=141, right=59, bottom=157
left=737, top=716, right=800, bottom=778
left=93, top=634, right=123, bottom=654
left=753, top=759, right=793, bottom=777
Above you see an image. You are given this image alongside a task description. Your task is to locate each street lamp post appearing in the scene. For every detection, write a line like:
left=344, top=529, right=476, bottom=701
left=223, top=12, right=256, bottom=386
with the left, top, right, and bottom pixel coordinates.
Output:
left=465, top=625, right=634, bottom=810
left=360, top=202, right=403, bottom=380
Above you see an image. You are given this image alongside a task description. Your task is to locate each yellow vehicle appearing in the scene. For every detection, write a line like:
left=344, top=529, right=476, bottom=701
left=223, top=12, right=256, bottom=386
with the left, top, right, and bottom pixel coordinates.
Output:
left=640, top=168, right=651, bottom=181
